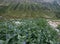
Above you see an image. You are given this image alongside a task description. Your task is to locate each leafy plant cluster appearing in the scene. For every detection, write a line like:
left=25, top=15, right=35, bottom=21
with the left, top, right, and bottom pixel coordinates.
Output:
left=0, top=18, right=58, bottom=44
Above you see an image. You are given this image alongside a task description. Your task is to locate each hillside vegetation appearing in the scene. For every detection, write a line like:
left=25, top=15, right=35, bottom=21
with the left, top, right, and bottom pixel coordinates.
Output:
left=0, top=2, right=60, bottom=19
left=0, top=1, right=60, bottom=44
left=0, top=18, right=59, bottom=44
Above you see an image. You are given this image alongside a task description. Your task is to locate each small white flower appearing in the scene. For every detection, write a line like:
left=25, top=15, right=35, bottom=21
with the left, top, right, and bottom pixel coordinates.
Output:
left=15, top=21, right=21, bottom=24
left=14, top=21, right=23, bottom=25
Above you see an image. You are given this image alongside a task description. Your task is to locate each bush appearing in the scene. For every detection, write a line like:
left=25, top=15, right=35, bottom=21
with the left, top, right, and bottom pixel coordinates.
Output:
left=0, top=19, right=58, bottom=44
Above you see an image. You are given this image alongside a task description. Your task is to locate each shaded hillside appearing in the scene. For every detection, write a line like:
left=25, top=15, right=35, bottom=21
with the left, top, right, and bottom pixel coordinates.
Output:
left=0, top=1, right=60, bottom=19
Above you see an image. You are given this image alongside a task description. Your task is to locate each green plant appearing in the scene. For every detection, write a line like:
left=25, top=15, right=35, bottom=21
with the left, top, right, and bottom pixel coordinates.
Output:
left=0, top=18, right=58, bottom=44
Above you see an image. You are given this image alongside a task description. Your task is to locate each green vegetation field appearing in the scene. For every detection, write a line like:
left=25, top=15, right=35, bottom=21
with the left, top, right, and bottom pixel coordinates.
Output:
left=0, top=2, right=60, bottom=44
left=0, top=3, right=60, bottom=19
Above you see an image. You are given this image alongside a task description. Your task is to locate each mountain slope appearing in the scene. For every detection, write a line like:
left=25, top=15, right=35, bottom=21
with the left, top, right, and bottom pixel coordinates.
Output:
left=0, top=0, right=60, bottom=19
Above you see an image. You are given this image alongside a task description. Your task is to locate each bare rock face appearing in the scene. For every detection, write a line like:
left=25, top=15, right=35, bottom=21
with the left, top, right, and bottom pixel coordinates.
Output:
left=48, top=21, right=58, bottom=28
left=48, top=20, right=60, bottom=32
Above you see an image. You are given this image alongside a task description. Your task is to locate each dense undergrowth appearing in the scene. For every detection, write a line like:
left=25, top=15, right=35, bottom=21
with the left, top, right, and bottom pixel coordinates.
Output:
left=0, top=18, right=59, bottom=44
